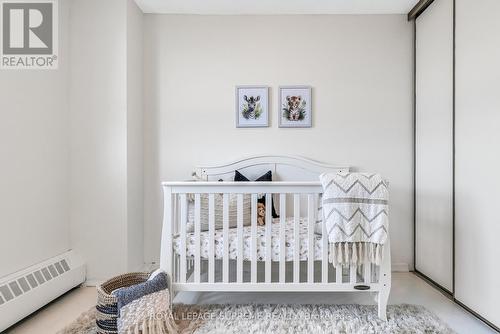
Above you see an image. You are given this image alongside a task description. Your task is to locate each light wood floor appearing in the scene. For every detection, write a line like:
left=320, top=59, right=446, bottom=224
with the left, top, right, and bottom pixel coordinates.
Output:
left=5, top=272, right=496, bottom=334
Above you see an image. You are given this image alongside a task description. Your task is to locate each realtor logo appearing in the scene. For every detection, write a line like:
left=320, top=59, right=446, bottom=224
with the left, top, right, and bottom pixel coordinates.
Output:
left=1, top=0, right=58, bottom=69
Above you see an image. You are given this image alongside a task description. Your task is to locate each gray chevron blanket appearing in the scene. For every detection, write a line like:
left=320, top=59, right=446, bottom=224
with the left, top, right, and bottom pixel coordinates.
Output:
left=319, top=172, right=389, bottom=267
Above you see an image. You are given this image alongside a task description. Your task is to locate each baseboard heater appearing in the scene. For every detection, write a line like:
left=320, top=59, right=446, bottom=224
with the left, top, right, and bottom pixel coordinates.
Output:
left=0, top=250, right=86, bottom=332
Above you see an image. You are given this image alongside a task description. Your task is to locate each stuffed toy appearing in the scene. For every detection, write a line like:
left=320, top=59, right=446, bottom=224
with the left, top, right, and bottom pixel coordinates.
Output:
left=257, top=203, right=266, bottom=226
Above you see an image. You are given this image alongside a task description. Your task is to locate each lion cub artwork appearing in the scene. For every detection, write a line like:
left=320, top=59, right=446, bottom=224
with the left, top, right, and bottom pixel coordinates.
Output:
left=279, top=86, right=312, bottom=128
left=257, top=203, right=266, bottom=226
left=285, top=95, right=304, bottom=121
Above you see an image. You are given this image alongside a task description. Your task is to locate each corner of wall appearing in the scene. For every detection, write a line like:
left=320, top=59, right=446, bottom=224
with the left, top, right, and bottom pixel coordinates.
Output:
left=126, top=0, right=145, bottom=272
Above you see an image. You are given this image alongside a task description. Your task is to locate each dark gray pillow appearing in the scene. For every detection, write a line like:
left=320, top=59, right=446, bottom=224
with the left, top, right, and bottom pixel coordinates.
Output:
left=234, top=170, right=279, bottom=218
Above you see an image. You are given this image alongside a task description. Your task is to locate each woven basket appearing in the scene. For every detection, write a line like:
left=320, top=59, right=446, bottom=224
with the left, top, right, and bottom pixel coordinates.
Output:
left=96, top=272, right=150, bottom=334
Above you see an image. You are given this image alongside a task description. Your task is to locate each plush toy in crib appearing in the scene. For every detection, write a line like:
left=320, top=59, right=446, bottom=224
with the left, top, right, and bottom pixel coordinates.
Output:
left=257, top=203, right=266, bottom=226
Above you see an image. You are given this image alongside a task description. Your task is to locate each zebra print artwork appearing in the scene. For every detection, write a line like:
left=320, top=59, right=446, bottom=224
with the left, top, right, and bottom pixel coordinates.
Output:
left=236, top=86, right=269, bottom=128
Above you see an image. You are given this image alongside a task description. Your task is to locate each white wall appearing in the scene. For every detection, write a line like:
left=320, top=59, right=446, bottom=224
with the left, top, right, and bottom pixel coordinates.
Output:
left=143, top=14, right=414, bottom=268
left=0, top=1, right=71, bottom=278
left=127, top=0, right=145, bottom=272
left=69, top=0, right=128, bottom=282
left=70, top=0, right=144, bottom=282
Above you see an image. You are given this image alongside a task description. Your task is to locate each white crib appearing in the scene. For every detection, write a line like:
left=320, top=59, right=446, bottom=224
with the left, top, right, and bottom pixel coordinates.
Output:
left=160, top=155, right=391, bottom=320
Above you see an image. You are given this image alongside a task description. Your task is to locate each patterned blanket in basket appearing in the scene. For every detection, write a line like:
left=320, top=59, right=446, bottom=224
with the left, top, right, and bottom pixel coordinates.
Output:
left=113, top=271, right=177, bottom=334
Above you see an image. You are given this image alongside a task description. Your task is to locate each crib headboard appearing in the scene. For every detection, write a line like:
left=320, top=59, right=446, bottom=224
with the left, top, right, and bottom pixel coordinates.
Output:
left=194, top=155, right=349, bottom=181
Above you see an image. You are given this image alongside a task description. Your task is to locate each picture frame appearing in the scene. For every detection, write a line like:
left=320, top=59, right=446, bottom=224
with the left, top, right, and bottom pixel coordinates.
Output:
left=235, top=86, right=269, bottom=128
left=278, top=86, right=312, bottom=128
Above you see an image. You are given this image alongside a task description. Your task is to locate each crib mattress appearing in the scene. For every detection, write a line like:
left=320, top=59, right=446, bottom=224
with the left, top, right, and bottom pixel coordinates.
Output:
left=173, top=217, right=326, bottom=262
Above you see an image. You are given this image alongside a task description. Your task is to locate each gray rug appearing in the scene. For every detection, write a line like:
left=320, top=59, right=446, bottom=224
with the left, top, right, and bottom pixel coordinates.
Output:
left=58, top=304, right=454, bottom=334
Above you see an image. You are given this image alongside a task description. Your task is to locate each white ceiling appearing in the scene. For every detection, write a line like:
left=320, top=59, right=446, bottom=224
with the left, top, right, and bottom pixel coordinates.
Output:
left=135, top=0, right=419, bottom=15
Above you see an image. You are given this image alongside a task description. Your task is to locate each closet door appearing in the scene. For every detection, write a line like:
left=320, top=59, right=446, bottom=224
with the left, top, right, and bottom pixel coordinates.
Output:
left=415, top=0, right=454, bottom=292
left=455, top=0, right=500, bottom=328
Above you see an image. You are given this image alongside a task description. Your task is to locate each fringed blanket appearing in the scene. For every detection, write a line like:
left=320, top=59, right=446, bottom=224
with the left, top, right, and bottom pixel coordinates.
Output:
left=113, top=272, right=177, bottom=334
left=118, top=290, right=176, bottom=334
left=319, top=172, right=389, bottom=267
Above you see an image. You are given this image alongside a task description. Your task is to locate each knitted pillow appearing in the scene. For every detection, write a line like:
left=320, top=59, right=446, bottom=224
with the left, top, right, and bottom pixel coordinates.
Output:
left=185, top=193, right=252, bottom=232
left=112, top=272, right=177, bottom=334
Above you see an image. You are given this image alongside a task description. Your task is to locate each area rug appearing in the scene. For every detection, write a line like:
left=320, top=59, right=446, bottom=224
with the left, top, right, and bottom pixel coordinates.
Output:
left=58, top=304, right=454, bottom=334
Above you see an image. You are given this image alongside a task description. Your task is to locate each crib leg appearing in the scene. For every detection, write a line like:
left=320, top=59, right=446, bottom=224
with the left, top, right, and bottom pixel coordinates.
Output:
left=169, top=290, right=173, bottom=307
left=377, top=290, right=389, bottom=321
left=377, top=239, right=391, bottom=321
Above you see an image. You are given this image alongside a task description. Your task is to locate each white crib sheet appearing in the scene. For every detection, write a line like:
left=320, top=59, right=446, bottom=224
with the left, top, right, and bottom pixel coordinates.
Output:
left=173, top=217, right=326, bottom=261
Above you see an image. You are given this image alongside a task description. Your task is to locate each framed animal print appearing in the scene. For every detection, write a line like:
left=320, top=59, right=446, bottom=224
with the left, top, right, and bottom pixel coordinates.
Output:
left=279, top=86, right=312, bottom=128
left=235, top=86, right=269, bottom=128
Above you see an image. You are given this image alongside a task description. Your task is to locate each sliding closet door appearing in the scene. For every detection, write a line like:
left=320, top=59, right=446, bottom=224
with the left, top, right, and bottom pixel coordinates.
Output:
left=455, top=0, right=500, bottom=328
left=415, top=0, right=454, bottom=292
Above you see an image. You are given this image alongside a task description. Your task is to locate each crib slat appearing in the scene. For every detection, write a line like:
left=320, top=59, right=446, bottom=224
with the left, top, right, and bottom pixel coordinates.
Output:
left=336, top=265, right=342, bottom=283
left=175, top=254, right=179, bottom=282
left=251, top=194, right=258, bottom=283
left=293, top=194, right=300, bottom=283
left=173, top=196, right=178, bottom=235
left=321, top=196, right=328, bottom=283
left=364, top=262, right=371, bottom=284
left=279, top=194, right=286, bottom=283
left=208, top=193, right=215, bottom=283
left=237, top=194, right=244, bottom=283
left=350, top=264, right=357, bottom=284
left=307, top=195, right=315, bottom=283
left=223, top=194, right=229, bottom=283
left=179, top=194, right=187, bottom=283
left=265, top=193, right=272, bottom=283
left=194, top=194, right=201, bottom=283
left=160, top=189, right=172, bottom=279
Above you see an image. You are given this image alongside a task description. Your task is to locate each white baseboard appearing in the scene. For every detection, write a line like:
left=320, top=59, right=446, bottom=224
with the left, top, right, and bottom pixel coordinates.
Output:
left=142, top=262, right=158, bottom=272
left=391, top=263, right=409, bottom=272
left=83, top=263, right=155, bottom=286
left=82, top=279, right=102, bottom=287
